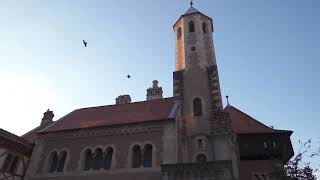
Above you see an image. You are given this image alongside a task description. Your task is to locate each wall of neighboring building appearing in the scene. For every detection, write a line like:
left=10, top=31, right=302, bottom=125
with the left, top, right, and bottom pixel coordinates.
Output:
left=24, top=121, right=176, bottom=180
left=0, top=147, right=30, bottom=180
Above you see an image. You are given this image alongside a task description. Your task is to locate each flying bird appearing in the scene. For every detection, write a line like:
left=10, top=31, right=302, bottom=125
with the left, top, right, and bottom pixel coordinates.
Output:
left=83, top=40, right=87, bottom=47
left=127, top=74, right=131, bottom=79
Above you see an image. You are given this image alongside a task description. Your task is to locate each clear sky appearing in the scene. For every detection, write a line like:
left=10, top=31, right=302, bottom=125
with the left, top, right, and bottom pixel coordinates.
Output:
left=0, top=0, right=319, bottom=173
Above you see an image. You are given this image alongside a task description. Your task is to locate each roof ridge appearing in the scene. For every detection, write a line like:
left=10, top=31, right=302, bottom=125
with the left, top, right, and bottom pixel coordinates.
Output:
left=77, top=97, right=174, bottom=111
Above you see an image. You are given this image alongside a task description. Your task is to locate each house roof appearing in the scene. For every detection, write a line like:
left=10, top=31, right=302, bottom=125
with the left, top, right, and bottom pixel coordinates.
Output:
left=40, top=97, right=176, bottom=133
left=0, top=128, right=31, bottom=146
left=21, top=97, right=291, bottom=137
left=0, top=128, right=34, bottom=156
left=225, top=105, right=292, bottom=135
left=21, top=122, right=53, bottom=143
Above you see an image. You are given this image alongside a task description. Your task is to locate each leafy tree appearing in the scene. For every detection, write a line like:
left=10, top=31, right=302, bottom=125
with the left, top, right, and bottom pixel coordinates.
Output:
left=284, top=139, right=318, bottom=180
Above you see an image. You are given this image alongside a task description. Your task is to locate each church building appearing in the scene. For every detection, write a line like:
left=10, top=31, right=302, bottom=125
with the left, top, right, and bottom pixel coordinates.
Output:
left=0, top=3, right=294, bottom=180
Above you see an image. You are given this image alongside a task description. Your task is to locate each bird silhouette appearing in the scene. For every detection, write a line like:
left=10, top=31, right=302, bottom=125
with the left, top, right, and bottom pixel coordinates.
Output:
left=83, top=40, right=87, bottom=47
left=127, top=74, right=131, bottom=79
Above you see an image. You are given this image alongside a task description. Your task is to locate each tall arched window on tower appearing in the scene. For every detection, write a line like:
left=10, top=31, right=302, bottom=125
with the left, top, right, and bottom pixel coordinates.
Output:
left=202, top=22, right=208, bottom=33
left=189, top=21, right=195, bottom=32
left=132, top=145, right=142, bottom=168
left=193, top=98, right=203, bottom=117
left=143, top=144, right=153, bottom=168
left=177, top=27, right=182, bottom=40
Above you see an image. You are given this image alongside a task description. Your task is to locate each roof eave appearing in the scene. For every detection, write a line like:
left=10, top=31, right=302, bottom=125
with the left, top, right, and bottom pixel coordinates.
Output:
left=38, top=118, right=175, bottom=134
left=236, top=130, right=293, bottom=135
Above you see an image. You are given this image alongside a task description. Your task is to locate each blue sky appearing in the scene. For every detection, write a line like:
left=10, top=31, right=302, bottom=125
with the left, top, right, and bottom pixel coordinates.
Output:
left=0, top=0, right=319, bottom=171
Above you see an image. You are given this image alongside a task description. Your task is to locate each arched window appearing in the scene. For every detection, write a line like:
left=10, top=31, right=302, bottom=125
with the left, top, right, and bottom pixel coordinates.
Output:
left=57, top=151, right=67, bottom=172
left=2, top=153, right=13, bottom=171
left=193, top=98, right=203, bottom=117
left=196, top=154, right=207, bottom=163
left=84, top=149, right=92, bottom=171
left=104, top=147, right=113, bottom=170
left=47, top=151, right=67, bottom=173
left=93, top=148, right=103, bottom=170
left=202, top=22, right=208, bottom=33
left=143, top=144, right=153, bottom=168
left=177, top=27, right=182, bottom=40
left=132, top=145, right=142, bottom=168
left=189, top=21, right=195, bottom=32
left=49, top=152, right=58, bottom=173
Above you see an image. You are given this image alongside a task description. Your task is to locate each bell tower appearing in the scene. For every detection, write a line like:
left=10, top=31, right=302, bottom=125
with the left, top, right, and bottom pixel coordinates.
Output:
left=172, top=3, right=239, bottom=178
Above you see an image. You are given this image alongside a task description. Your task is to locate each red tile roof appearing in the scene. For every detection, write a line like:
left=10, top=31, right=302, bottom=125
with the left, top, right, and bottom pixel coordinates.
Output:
left=0, top=128, right=31, bottom=146
left=225, top=105, right=292, bottom=134
left=23, top=97, right=290, bottom=136
left=21, top=122, right=53, bottom=143
left=0, top=128, right=34, bottom=155
left=40, top=97, right=175, bottom=133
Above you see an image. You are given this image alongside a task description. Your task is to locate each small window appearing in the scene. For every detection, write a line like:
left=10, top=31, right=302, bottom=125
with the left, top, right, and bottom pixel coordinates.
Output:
left=198, top=139, right=203, bottom=149
left=263, top=141, right=268, bottom=149
left=273, top=141, right=276, bottom=149
left=196, top=154, right=207, bottom=163
left=132, top=145, right=142, bottom=168
left=57, top=151, right=67, bottom=172
left=104, top=147, right=113, bottom=170
left=49, top=152, right=58, bottom=173
left=193, top=98, right=203, bottom=117
left=202, top=22, right=208, bottom=33
left=191, top=46, right=196, bottom=51
left=143, top=144, right=153, bottom=168
left=177, top=27, right=182, bottom=40
left=84, top=149, right=92, bottom=171
left=93, top=148, right=103, bottom=170
left=189, top=21, right=195, bottom=32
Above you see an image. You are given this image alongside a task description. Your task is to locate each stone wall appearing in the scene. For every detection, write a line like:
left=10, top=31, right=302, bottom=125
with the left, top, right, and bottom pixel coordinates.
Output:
left=25, top=121, right=176, bottom=180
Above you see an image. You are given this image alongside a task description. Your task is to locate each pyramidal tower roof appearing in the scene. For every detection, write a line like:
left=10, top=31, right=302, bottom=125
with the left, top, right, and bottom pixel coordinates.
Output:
left=184, top=6, right=200, bottom=15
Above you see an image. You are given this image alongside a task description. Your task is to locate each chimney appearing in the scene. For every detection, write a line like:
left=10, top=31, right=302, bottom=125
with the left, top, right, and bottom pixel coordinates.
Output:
left=41, top=109, right=54, bottom=126
left=146, top=80, right=163, bottom=100
left=116, top=95, right=131, bottom=104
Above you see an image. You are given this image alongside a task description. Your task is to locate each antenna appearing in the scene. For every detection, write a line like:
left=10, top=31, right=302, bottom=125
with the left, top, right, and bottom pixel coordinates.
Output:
left=226, top=95, right=230, bottom=106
